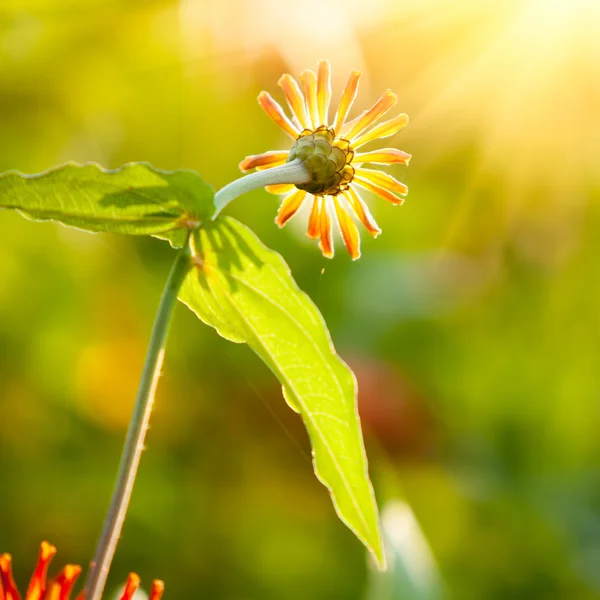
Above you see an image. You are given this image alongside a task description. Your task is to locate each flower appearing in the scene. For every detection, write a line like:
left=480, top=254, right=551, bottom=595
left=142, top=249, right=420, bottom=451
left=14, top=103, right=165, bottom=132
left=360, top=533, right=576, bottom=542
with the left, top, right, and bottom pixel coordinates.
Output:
left=240, top=60, right=411, bottom=259
left=0, top=542, right=164, bottom=600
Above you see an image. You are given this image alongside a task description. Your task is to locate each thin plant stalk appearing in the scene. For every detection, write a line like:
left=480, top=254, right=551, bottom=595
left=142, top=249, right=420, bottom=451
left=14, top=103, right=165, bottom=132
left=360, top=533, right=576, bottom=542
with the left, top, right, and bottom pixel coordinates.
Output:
left=84, top=244, right=191, bottom=600
left=213, top=159, right=310, bottom=215
left=84, top=160, right=310, bottom=599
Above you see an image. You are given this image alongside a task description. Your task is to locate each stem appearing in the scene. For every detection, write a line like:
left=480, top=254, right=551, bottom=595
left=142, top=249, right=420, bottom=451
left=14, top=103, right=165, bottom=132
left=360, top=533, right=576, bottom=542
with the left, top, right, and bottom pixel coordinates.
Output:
left=84, top=245, right=191, bottom=600
left=213, top=158, right=310, bottom=216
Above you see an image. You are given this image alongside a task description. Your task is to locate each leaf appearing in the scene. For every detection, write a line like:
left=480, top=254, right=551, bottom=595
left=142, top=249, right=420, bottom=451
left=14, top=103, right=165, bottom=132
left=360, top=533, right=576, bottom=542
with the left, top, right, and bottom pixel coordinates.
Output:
left=178, top=217, right=385, bottom=568
left=0, top=162, right=215, bottom=245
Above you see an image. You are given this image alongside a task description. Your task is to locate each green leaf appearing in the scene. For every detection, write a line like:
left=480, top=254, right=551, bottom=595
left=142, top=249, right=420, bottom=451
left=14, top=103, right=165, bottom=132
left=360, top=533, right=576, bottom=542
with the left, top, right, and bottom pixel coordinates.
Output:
left=0, top=162, right=215, bottom=245
left=178, top=217, right=385, bottom=568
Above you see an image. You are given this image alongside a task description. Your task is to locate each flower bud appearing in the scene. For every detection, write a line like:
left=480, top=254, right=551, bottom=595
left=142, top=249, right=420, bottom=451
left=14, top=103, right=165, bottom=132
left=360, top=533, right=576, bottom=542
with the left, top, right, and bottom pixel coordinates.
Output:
left=287, top=126, right=355, bottom=196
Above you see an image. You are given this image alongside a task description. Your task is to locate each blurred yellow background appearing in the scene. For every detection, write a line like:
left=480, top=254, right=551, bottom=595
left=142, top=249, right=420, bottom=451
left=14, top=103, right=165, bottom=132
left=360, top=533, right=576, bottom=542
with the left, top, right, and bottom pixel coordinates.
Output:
left=1, top=0, right=600, bottom=598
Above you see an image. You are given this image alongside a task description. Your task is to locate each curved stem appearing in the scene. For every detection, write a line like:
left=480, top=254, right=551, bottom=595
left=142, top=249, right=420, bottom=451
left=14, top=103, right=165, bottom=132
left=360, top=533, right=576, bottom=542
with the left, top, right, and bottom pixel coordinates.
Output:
left=213, top=159, right=310, bottom=216
left=84, top=245, right=191, bottom=600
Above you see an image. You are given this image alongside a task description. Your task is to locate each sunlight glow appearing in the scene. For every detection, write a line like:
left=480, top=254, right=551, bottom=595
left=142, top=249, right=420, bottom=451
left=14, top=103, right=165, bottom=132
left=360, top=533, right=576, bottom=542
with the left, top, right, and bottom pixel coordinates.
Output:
left=179, top=0, right=390, bottom=83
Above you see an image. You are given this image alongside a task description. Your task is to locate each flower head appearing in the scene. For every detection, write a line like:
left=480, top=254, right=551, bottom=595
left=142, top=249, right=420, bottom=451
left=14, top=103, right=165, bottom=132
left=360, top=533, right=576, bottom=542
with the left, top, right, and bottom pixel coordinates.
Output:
left=0, top=542, right=164, bottom=600
left=240, top=60, right=411, bottom=259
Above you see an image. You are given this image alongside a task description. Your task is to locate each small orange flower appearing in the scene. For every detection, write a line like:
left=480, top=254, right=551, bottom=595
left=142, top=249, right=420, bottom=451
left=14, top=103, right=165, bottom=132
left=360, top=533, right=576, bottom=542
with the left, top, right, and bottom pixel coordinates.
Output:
left=240, top=60, right=411, bottom=259
left=0, top=542, right=164, bottom=600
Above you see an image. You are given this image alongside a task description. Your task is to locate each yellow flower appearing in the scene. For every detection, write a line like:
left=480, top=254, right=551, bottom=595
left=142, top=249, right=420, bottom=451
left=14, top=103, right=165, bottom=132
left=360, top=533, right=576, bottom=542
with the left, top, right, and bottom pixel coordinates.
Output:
left=240, top=60, right=411, bottom=259
left=0, top=541, right=164, bottom=600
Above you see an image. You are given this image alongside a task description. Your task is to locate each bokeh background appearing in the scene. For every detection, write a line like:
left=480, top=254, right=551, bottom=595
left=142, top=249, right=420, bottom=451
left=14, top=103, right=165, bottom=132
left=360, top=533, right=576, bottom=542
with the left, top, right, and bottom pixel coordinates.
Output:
left=1, top=0, right=600, bottom=598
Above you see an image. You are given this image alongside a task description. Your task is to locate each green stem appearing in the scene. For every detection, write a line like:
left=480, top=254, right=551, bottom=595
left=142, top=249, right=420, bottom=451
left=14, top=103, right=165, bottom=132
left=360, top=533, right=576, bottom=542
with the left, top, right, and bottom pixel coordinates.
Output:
left=213, top=158, right=310, bottom=216
left=84, top=244, right=191, bottom=600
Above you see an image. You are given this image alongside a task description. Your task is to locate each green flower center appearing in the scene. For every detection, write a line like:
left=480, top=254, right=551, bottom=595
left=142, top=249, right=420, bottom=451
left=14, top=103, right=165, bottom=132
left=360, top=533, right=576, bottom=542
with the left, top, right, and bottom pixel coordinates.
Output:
left=287, top=126, right=355, bottom=196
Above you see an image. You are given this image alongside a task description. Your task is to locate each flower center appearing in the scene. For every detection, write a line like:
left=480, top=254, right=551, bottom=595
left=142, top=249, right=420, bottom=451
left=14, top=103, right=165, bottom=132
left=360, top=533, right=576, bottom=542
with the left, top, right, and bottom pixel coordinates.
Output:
left=286, top=125, right=355, bottom=196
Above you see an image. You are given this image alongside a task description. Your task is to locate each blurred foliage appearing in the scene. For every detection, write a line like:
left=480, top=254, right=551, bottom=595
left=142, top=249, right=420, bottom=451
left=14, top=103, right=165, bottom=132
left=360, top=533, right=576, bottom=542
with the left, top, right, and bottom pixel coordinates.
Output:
left=1, top=0, right=600, bottom=599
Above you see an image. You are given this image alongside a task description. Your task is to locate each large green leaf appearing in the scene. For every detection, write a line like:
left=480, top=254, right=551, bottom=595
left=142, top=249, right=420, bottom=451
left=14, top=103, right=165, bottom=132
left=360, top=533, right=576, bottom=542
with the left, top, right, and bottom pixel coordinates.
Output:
left=0, top=162, right=214, bottom=245
left=178, top=217, right=385, bottom=567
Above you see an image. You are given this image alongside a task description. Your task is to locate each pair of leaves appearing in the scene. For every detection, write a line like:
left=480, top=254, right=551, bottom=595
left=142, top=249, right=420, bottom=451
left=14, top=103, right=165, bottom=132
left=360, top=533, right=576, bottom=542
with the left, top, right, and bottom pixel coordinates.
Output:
left=0, top=162, right=385, bottom=567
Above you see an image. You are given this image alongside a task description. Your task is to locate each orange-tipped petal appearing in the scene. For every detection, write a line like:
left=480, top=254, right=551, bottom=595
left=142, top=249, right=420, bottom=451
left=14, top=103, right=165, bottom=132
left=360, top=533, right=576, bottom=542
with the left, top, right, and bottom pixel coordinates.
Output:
left=26, top=542, right=57, bottom=600
left=354, top=176, right=405, bottom=205
left=45, top=565, right=82, bottom=600
left=317, top=60, right=332, bottom=127
left=333, top=198, right=361, bottom=260
left=279, top=74, right=309, bottom=130
left=149, top=580, right=164, bottom=600
left=352, top=113, right=409, bottom=148
left=239, top=151, right=289, bottom=172
left=345, top=187, right=381, bottom=237
left=355, top=168, right=408, bottom=196
left=307, top=195, right=321, bottom=239
left=275, top=189, right=307, bottom=227
left=265, top=183, right=295, bottom=195
left=255, top=161, right=287, bottom=172
left=344, top=90, right=397, bottom=142
left=319, top=198, right=334, bottom=258
left=118, top=574, right=141, bottom=600
left=333, top=70, right=361, bottom=134
left=354, top=148, right=411, bottom=165
left=0, top=554, right=20, bottom=600
left=257, top=92, right=300, bottom=140
left=301, top=70, right=318, bottom=130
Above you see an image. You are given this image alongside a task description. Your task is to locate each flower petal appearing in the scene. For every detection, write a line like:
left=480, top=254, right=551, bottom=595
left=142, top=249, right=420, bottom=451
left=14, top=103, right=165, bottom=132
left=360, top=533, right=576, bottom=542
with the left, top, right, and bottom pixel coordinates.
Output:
left=301, top=69, right=319, bottom=130
left=307, top=195, right=322, bottom=240
left=239, top=151, right=289, bottom=172
left=319, top=198, right=334, bottom=258
left=46, top=565, right=82, bottom=600
left=26, top=541, right=56, bottom=600
left=279, top=74, right=309, bottom=130
left=119, top=574, right=141, bottom=600
left=354, top=175, right=405, bottom=205
left=275, top=189, right=308, bottom=227
left=339, top=112, right=363, bottom=135
left=345, top=187, right=381, bottom=237
left=354, top=148, right=411, bottom=165
left=0, top=553, right=20, bottom=600
left=317, top=60, right=332, bottom=128
left=344, top=90, right=397, bottom=142
left=333, top=70, right=361, bottom=134
left=266, top=183, right=296, bottom=195
left=255, top=161, right=287, bottom=171
left=257, top=92, right=300, bottom=140
left=352, top=113, right=409, bottom=148
left=149, top=580, right=165, bottom=600
left=333, top=197, right=361, bottom=259
left=355, top=168, right=409, bottom=196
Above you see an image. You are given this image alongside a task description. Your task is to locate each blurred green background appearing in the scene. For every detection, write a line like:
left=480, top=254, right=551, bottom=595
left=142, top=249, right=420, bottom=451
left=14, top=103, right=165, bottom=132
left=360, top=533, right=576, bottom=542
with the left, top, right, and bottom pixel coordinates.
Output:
left=1, top=0, right=600, bottom=598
